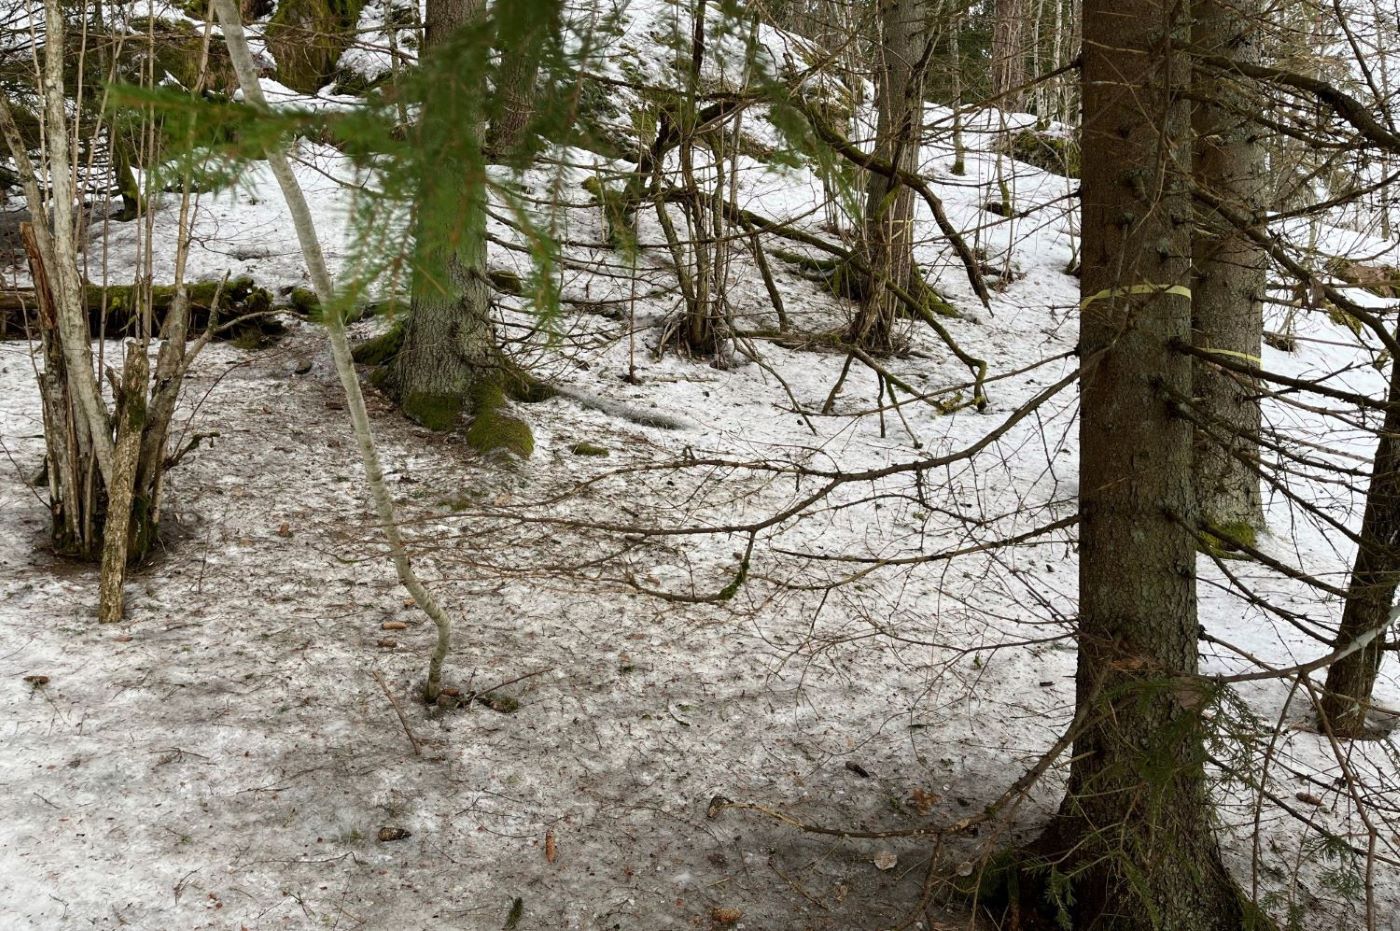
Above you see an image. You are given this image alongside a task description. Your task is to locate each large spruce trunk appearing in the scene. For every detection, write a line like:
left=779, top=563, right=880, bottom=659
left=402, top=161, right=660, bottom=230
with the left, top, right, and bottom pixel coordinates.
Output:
left=387, top=0, right=495, bottom=431
left=486, top=3, right=559, bottom=163
left=1320, top=351, right=1400, bottom=738
left=848, top=0, right=928, bottom=352
left=1022, top=0, right=1254, bottom=926
left=1192, top=0, right=1266, bottom=539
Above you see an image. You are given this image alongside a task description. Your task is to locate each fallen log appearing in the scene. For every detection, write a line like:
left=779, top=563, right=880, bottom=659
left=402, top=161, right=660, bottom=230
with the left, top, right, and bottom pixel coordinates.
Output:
left=0, top=275, right=285, bottom=343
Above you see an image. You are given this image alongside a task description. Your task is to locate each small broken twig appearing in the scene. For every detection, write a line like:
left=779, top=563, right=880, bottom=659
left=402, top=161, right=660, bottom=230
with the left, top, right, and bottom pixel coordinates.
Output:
left=371, top=669, right=422, bottom=757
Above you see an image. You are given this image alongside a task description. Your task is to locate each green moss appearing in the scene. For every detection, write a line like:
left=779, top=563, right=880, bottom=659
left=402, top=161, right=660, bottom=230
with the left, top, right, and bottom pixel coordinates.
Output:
left=479, top=692, right=520, bottom=714
left=1199, top=520, right=1258, bottom=558
left=569, top=441, right=609, bottom=456
left=769, top=249, right=867, bottom=301
left=402, top=391, right=464, bottom=432
left=466, top=379, right=534, bottom=457
left=351, top=321, right=405, bottom=366
left=504, top=370, right=556, bottom=404
left=229, top=330, right=264, bottom=351
left=1007, top=128, right=1081, bottom=179
left=266, top=0, right=365, bottom=93
left=1325, top=302, right=1365, bottom=336
left=90, top=275, right=277, bottom=341
left=287, top=287, right=320, bottom=315
left=466, top=410, right=534, bottom=458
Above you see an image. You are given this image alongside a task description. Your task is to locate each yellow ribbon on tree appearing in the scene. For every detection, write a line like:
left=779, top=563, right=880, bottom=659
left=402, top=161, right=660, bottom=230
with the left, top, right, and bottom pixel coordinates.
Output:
left=1196, top=347, right=1263, bottom=364
left=1080, top=283, right=1193, bottom=309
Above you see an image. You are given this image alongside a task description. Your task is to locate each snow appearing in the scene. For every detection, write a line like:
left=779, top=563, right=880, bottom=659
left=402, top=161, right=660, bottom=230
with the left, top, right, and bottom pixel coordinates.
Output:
left=0, top=0, right=1398, bottom=928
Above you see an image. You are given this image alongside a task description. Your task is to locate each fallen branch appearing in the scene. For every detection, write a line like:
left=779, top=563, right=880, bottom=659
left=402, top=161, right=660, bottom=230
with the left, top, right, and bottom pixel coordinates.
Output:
left=791, top=98, right=991, bottom=307
left=371, top=669, right=422, bottom=757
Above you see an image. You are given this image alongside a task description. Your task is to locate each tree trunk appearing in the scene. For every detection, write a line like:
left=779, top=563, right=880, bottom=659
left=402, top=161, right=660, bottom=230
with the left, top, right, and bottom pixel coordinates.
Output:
left=1192, top=0, right=1266, bottom=540
left=1022, top=0, right=1251, bottom=925
left=387, top=0, right=498, bottom=432
left=22, top=222, right=98, bottom=559
left=990, top=0, right=1027, bottom=111
left=849, top=0, right=929, bottom=352
left=1320, top=349, right=1400, bottom=738
left=486, top=5, right=558, bottom=163
left=98, top=345, right=149, bottom=622
left=265, top=0, right=366, bottom=93
left=949, top=7, right=966, bottom=176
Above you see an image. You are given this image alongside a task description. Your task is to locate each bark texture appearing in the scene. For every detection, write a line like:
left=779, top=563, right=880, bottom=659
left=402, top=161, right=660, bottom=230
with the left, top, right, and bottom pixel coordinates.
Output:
left=387, top=0, right=506, bottom=437
left=1192, top=0, right=1266, bottom=538
left=1320, top=353, right=1400, bottom=737
left=849, top=0, right=929, bottom=352
left=990, top=0, right=1027, bottom=110
left=1023, top=0, right=1254, bottom=926
left=486, top=5, right=558, bottom=162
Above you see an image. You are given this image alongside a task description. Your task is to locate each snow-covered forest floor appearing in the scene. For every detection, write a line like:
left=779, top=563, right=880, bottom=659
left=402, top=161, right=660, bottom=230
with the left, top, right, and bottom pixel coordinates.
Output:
left=2, top=2, right=1399, bottom=929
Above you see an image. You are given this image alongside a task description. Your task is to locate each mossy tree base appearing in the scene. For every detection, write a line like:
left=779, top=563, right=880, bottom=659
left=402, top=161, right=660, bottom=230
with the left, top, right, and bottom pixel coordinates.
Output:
left=973, top=818, right=1271, bottom=931
left=356, top=324, right=541, bottom=457
left=396, top=377, right=535, bottom=457
left=265, top=0, right=366, bottom=93
left=400, top=391, right=465, bottom=433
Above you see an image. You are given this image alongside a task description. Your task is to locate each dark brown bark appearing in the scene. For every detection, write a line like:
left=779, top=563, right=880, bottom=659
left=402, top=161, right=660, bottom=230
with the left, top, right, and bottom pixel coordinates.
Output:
left=1021, top=0, right=1254, bottom=926
left=1320, top=351, right=1400, bottom=738
left=1192, top=0, right=1266, bottom=537
left=388, top=0, right=496, bottom=431
left=486, top=5, right=559, bottom=162
left=21, top=224, right=163, bottom=571
left=23, top=222, right=96, bottom=559
left=849, top=0, right=930, bottom=352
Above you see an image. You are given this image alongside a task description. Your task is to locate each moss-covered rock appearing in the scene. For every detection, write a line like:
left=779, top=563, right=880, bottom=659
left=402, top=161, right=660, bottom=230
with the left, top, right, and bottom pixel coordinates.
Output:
left=266, top=0, right=365, bottom=94
left=569, top=441, right=609, bottom=457
left=1006, top=127, right=1080, bottom=179
left=286, top=287, right=320, bottom=315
